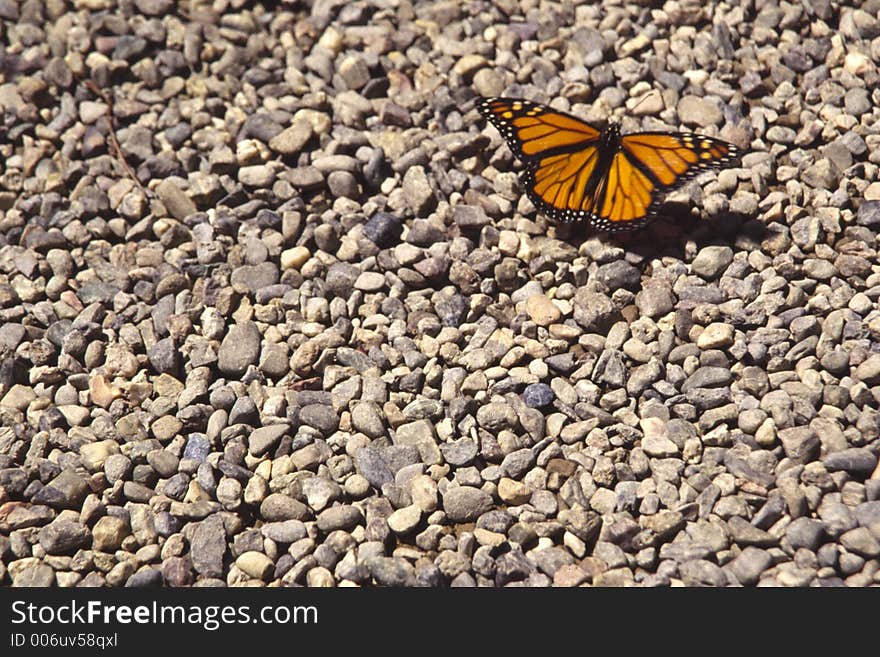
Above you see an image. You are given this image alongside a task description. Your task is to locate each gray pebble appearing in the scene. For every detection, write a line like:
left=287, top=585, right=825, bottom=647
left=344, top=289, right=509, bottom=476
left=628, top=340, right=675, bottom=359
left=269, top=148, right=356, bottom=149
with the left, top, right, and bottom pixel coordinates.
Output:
left=218, top=322, right=262, bottom=377
left=443, top=486, right=493, bottom=523
left=38, top=520, right=91, bottom=555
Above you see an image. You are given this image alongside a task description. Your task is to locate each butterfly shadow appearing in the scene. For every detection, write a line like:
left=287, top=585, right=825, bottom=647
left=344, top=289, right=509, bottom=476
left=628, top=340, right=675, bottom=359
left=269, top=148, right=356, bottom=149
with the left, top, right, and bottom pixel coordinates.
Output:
left=555, top=205, right=767, bottom=263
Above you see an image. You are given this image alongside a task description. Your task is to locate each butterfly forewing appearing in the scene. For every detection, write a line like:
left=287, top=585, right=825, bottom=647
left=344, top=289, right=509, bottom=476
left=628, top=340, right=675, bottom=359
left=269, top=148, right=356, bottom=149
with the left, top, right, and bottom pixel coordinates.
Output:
left=620, top=132, right=740, bottom=190
left=478, top=98, right=601, bottom=159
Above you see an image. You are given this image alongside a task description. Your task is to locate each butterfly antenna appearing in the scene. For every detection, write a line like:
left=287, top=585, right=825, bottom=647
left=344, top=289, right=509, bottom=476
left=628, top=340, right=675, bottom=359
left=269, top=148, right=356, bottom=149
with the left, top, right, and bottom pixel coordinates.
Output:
left=629, top=92, right=657, bottom=114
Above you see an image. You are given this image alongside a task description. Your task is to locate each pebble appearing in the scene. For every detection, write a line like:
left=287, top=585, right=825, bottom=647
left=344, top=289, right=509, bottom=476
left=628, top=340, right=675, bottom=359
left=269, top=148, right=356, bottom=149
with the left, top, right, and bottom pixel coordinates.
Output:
left=156, top=180, right=196, bottom=220
left=268, top=120, right=313, bottom=155
left=363, top=213, right=403, bottom=247
left=855, top=355, right=880, bottom=385
left=33, top=470, right=89, bottom=510
left=246, top=424, right=286, bottom=456
left=778, top=427, right=820, bottom=464
left=260, top=494, right=308, bottom=522
left=351, top=402, right=387, bottom=439
left=38, top=520, right=91, bottom=555
left=697, top=323, right=735, bottom=350
left=236, top=552, right=275, bottom=581
left=523, top=383, right=555, bottom=408
left=190, top=515, right=226, bottom=578
left=786, top=518, right=826, bottom=551
left=726, top=547, right=773, bottom=586
left=443, top=486, right=493, bottom=522
left=316, top=506, right=363, bottom=532
left=691, top=246, right=734, bottom=279
left=387, top=505, right=422, bottom=535
left=80, top=440, right=120, bottom=471
left=640, top=418, right=680, bottom=457
left=525, top=294, right=562, bottom=326
left=823, top=449, right=877, bottom=475
left=497, top=478, right=532, bottom=505
left=92, top=516, right=130, bottom=552
left=217, top=322, right=262, bottom=377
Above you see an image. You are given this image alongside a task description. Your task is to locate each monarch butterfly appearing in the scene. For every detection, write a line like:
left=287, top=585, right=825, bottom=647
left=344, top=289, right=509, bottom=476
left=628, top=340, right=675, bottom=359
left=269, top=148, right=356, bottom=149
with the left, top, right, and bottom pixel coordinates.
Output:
left=477, top=97, right=741, bottom=232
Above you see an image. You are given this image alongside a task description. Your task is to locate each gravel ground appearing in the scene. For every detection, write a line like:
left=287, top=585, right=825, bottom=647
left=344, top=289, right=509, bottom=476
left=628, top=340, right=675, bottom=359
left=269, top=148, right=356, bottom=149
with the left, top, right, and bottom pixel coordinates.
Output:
left=1, top=0, right=879, bottom=588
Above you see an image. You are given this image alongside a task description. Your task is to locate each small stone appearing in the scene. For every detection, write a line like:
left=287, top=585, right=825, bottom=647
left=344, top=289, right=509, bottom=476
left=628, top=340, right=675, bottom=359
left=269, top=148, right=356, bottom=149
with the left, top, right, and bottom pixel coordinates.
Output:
left=680, top=560, right=728, bottom=587
left=299, top=404, right=339, bottom=436
left=823, top=449, right=877, bottom=475
left=523, top=383, right=554, bottom=409
left=354, top=271, right=386, bottom=292
left=2, top=384, right=35, bottom=411
left=218, top=322, right=262, bottom=377
left=352, top=448, right=392, bottom=490
left=640, top=417, right=680, bottom=457
left=260, top=520, right=307, bottom=544
left=230, top=262, right=279, bottom=295
left=691, top=246, right=733, bottom=279
left=38, top=520, right=91, bottom=555
left=726, top=546, right=772, bottom=585
left=677, top=95, right=723, bottom=127
left=525, top=294, right=562, bottom=326
left=394, top=420, right=441, bottom=464
left=80, top=440, right=120, bottom=472
left=281, top=246, right=311, bottom=270
left=248, top=424, right=289, bottom=457
left=33, top=470, right=89, bottom=510
left=476, top=402, right=518, bottom=431
left=387, top=504, right=422, bottom=534
left=135, top=0, right=173, bottom=15
left=260, top=494, right=309, bottom=521
left=855, top=355, right=880, bottom=385
left=92, top=516, right=130, bottom=552
left=641, top=510, right=685, bottom=540
left=778, top=427, right=820, bottom=464
left=553, top=564, right=589, bottom=587
left=351, top=402, right=386, bottom=439
left=190, top=515, right=227, bottom=578
left=635, top=283, right=675, bottom=318
left=364, top=556, right=416, bottom=586
left=239, top=165, right=277, bottom=187
left=453, top=204, right=490, bottom=228
left=316, top=505, right=363, bottom=532
left=183, top=434, right=211, bottom=462
left=12, top=563, right=56, bottom=587
left=402, top=166, right=436, bottom=215
left=410, top=475, right=439, bottom=513
left=236, top=551, right=275, bottom=581
left=443, top=486, right=493, bottom=522
left=786, top=517, right=826, bottom=551
left=156, top=179, right=196, bottom=220
left=840, top=527, right=880, bottom=558
left=595, top=261, right=641, bottom=291
left=363, top=213, right=402, bottom=248
left=268, top=120, right=313, bottom=155
left=500, top=449, right=536, bottom=479
left=88, top=375, right=122, bottom=408
left=497, top=478, right=532, bottom=505
left=438, top=438, right=477, bottom=467
left=697, top=323, right=735, bottom=350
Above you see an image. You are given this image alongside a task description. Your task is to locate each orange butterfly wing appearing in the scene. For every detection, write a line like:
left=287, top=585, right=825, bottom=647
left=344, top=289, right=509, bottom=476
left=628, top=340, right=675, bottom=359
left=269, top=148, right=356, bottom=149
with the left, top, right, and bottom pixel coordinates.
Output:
left=478, top=97, right=741, bottom=231
left=478, top=97, right=601, bottom=158
left=588, top=132, right=741, bottom=231
left=478, top=97, right=610, bottom=225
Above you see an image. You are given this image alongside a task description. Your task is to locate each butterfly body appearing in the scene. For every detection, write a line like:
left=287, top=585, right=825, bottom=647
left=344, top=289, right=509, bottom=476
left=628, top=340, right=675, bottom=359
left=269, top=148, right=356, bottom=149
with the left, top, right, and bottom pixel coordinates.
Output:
left=478, top=97, right=741, bottom=232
